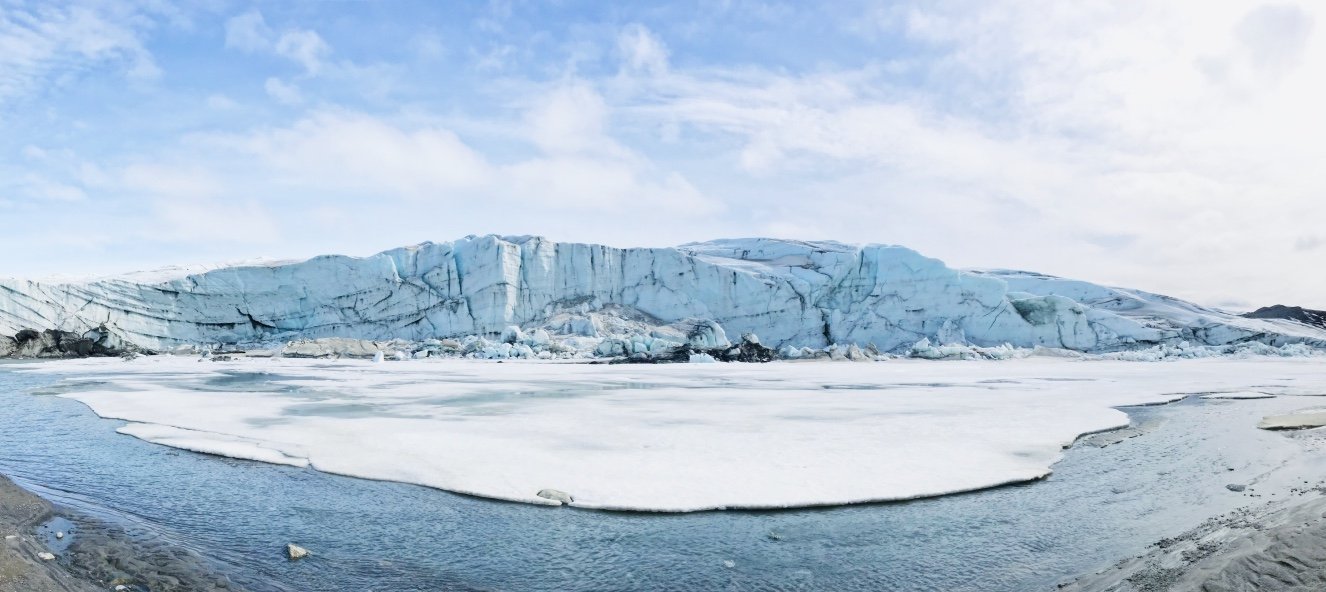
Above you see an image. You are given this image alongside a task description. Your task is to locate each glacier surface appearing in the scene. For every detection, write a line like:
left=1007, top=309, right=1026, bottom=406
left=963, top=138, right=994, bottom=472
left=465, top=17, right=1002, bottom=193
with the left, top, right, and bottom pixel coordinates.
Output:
left=4, top=236, right=1324, bottom=357
left=16, top=356, right=1326, bottom=512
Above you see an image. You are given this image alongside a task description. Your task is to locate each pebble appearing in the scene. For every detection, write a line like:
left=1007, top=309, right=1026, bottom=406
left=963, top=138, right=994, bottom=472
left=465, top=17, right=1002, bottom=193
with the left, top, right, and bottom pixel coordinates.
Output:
left=1226, top=484, right=1247, bottom=492
left=55, top=531, right=64, bottom=539
left=37, top=551, right=56, bottom=561
left=3, top=534, right=16, bottom=541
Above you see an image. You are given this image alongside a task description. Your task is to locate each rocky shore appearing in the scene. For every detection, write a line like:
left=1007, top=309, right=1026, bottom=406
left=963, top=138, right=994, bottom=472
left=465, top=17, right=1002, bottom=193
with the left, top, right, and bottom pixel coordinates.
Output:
left=1062, top=487, right=1326, bottom=591
left=0, top=474, right=238, bottom=592
left=0, top=474, right=94, bottom=591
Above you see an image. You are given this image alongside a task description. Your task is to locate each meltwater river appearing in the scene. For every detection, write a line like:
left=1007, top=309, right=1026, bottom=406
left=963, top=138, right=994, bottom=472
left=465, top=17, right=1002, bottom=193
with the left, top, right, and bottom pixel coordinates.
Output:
left=2, top=363, right=1324, bottom=592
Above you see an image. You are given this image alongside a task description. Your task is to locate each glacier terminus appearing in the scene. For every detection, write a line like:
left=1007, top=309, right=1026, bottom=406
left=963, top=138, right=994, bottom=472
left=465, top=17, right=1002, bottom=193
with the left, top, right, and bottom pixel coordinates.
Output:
left=2, top=236, right=1323, bottom=360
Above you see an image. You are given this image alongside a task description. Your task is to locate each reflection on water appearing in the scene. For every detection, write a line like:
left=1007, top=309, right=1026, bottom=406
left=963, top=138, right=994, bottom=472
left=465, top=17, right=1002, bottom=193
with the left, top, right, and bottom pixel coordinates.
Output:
left=2, top=367, right=1325, bottom=592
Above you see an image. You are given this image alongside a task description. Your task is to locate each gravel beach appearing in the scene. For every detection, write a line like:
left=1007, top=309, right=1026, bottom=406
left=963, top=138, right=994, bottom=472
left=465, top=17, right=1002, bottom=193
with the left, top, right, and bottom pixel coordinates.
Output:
left=0, top=474, right=238, bottom=592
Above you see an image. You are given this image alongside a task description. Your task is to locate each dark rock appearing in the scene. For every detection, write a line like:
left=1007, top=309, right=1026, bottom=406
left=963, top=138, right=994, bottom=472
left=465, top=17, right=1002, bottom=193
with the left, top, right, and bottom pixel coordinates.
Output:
left=536, top=489, right=574, bottom=504
left=1243, top=305, right=1326, bottom=330
left=610, top=338, right=777, bottom=364
left=1226, top=484, right=1246, bottom=492
left=0, top=325, right=141, bottom=359
left=713, top=337, right=776, bottom=363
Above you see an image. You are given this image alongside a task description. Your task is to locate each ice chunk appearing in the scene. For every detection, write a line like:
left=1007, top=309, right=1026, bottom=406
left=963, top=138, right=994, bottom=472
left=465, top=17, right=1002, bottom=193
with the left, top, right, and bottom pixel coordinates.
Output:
left=1200, top=391, right=1275, bottom=400
left=501, top=326, right=524, bottom=344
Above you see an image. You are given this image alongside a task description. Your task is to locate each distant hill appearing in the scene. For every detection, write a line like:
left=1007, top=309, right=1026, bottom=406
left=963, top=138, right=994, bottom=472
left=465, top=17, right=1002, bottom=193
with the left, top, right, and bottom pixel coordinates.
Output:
left=1243, top=305, right=1326, bottom=330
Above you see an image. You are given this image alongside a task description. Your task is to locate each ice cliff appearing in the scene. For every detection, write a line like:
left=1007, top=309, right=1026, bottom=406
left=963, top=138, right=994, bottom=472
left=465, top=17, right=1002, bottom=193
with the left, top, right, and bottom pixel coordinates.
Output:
left=2, top=235, right=1323, bottom=356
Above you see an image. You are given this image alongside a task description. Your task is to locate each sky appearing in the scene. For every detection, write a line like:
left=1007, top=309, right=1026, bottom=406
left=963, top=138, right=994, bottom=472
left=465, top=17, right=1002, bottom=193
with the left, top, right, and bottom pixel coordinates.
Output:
left=1, top=0, right=1323, bottom=310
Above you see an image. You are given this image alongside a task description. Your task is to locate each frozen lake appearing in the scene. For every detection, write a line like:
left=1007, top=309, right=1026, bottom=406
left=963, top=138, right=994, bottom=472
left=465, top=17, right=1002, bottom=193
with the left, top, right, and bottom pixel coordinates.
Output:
left=14, top=357, right=1326, bottom=511
left=3, top=357, right=1326, bottom=590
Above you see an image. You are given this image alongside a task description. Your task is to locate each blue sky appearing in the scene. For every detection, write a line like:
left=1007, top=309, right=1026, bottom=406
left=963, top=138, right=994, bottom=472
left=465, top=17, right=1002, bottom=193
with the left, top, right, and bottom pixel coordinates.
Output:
left=2, top=0, right=1323, bottom=309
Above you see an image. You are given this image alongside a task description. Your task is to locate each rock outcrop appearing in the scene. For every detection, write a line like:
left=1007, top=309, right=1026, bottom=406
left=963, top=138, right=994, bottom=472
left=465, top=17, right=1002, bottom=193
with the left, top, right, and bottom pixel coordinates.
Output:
left=1243, top=305, right=1326, bottom=330
left=0, top=326, right=133, bottom=359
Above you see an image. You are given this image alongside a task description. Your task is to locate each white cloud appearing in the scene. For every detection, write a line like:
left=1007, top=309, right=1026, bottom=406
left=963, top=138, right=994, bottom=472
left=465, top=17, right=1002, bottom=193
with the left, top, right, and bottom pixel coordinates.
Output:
left=470, top=44, right=515, bottom=71
left=524, top=83, right=620, bottom=157
left=151, top=197, right=280, bottom=243
left=233, top=110, right=494, bottom=196
left=617, top=24, right=669, bottom=75
left=190, top=85, right=713, bottom=213
left=121, top=163, right=223, bottom=199
left=274, top=29, right=331, bottom=75
left=224, top=10, right=272, bottom=52
left=118, top=163, right=279, bottom=243
left=20, top=174, right=86, bottom=202
left=224, top=10, right=330, bottom=75
left=585, top=1, right=1326, bottom=306
left=206, top=94, right=238, bottom=110
left=413, top=33, right=446, bottom=60
left=264, top=77, right=302, bottom=105
left=7, top=2, right=1322, bottom=307
left=0, top=3, right=162, bottom=102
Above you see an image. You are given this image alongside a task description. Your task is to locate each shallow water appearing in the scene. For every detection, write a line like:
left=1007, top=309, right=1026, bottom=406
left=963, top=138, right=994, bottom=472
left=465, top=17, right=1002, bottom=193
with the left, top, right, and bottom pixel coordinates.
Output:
left=2, top=364, right=1325, bottom=592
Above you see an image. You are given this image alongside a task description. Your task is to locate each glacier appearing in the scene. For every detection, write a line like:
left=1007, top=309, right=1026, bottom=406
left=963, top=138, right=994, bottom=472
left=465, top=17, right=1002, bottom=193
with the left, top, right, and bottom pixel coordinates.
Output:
left=2, top=235, right=1324, bottom=357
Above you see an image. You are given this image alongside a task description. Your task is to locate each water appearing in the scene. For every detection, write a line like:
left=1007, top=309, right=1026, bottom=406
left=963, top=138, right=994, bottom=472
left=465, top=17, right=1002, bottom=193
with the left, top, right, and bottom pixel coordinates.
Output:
left=2, top=364, right=1325, bottom=591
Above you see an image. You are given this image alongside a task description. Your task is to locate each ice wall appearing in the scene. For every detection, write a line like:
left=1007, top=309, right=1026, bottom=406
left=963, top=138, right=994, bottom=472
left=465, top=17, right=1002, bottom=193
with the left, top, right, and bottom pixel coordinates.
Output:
left=2, top=236, right=1322, bottom=353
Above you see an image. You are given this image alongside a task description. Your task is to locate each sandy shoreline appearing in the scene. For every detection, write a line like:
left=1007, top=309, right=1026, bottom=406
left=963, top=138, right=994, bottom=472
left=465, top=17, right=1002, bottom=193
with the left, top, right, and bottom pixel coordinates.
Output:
left=0, top=474, right=94, bottom=591
left=0, top=474, right=238, bottom=592
left=1062, top=485, right=1326, bottom=591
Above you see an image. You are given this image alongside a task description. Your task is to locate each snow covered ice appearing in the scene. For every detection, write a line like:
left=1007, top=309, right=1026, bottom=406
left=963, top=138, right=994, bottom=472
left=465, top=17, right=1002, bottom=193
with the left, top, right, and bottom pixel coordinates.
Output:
left=17, top=356, right=1326, bottom=512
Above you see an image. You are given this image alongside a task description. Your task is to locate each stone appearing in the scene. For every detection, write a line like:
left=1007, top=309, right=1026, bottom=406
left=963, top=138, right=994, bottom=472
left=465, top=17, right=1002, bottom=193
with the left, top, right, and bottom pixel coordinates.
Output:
left=0, top=325, right=130, bottom=359
left=286, top=543, right=310, bottom=560
left=37, top=551, right=55, bottom=561
left=536, top=489, right=574, bottom=504
left=1227, top=484, right=1247, bottom=492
